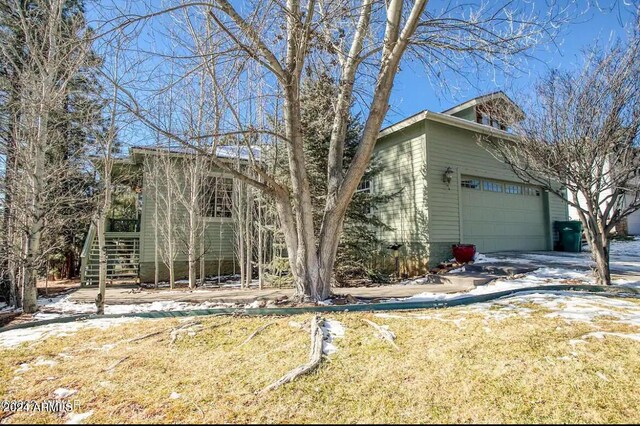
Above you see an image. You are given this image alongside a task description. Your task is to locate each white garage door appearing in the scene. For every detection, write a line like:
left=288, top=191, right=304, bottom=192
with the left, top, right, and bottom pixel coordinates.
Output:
left=461, top=176, right=547, bottom=253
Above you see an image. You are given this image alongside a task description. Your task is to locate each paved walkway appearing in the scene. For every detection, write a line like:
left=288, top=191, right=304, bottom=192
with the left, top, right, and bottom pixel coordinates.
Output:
left=67, top=249, right=640, bottom=305
left=68, top=281, right=475, bottom=305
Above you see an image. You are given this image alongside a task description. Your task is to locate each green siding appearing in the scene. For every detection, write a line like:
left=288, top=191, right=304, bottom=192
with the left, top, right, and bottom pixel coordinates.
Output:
left=373, top=115, right=569, bottom=270
left=138, top=156, right=236, bottom=281
left=424, top=119, right=568, bottom=247
left=374, top=122, right=427, bottom=243
left=451, top=106, right=476, bottom=122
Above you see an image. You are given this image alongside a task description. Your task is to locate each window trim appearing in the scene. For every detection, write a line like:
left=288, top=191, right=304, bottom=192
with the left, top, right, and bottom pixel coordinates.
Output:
left=461, top=178, right=481, bottom=190
left=482, top=180, right=504, bottom=193
left=202, top=174, right=234, bottom=221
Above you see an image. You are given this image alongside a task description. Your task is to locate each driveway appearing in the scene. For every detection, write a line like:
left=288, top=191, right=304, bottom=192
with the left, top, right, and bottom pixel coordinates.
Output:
left=484, top=246, right=640, bottom=283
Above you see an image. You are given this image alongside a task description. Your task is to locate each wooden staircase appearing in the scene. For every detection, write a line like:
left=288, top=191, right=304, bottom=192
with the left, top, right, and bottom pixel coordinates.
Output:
left=81, top=224, right=140, bottom=286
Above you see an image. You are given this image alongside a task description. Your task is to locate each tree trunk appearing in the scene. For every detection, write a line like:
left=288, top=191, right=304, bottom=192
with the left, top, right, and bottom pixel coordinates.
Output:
left=188, top=209, right=197, bottom=289
left=22, top=230, right=40, bottom=314
left=590, top=232, right=612, bottom=286
left=96, top=216, right=107, bottom=314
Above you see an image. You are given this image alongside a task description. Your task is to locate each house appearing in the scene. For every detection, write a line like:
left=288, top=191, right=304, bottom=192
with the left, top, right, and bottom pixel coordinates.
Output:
left=80, top=91, right=571, bottom=285
left=371, top=92, right=569, bottom=273
left=80, top=147, right=241, bottom=285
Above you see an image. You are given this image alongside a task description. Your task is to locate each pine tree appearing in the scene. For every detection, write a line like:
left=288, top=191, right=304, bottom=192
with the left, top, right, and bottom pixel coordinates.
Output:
left=298, top=74, right=394, bottom=284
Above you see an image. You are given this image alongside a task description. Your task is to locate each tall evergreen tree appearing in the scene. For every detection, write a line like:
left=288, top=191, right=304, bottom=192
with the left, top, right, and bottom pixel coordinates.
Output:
left=298, top=74, right=394, bottom=283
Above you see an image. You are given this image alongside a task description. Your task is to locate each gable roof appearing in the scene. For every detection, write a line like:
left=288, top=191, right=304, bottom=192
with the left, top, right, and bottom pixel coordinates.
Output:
left=441, top=91, right=525, bottom=119
left=378, top=109, right=518, bottom=140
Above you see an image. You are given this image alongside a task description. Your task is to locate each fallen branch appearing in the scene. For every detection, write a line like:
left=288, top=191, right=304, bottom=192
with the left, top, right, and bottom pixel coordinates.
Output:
left=259, top=315, right=324, bottom=394
left=362, top=319, right=399, bottom=350
left=239, top=321, right=276, bottom=347
left=170, top=321, right=204, bottom=345
left=128, top=331, right=163, bottom=343
left=103, top=356, right=130, bottom=373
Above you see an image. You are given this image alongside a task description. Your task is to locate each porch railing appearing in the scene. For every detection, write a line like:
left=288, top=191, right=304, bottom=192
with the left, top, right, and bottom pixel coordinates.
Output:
left=107, top=218, right=140, bottom=233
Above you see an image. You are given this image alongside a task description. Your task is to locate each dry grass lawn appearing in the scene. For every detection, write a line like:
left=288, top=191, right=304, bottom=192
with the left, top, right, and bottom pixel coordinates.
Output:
left=2, top=301, right=640, bottom=424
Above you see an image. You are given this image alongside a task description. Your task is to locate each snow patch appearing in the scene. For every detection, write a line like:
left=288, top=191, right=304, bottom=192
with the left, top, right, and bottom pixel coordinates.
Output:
left=15, top=363, right=31, bottom=374
left=169, top=392, right=181, bottom=399
left=403, top=267, right=589, bottom=303
left=321, top=319, right=345, bottom=355
left=582, top=331, right=640, bottom=342
left=53, top=388, right=77, bottom=399
left=34, top=357, right=58, bottom=367
left=65, top=410, right=93, bottom=424
left=0, top=317, right=139, bottom=348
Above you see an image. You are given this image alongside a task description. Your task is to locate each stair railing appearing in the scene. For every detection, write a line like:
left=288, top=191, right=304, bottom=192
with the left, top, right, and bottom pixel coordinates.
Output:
left=80, top=222, right=96, bottom=286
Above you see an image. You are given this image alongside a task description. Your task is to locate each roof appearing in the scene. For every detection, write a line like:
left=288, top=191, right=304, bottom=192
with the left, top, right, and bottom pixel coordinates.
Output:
left=129, top=145, right=261, bottom=162
left=378, top=108, right=518, bottom=140
left=441, top=91, right=525, bottom=119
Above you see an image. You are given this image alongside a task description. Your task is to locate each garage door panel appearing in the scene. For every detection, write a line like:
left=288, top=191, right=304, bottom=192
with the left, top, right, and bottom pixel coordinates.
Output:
left=461, top=177, right=547, bottom=253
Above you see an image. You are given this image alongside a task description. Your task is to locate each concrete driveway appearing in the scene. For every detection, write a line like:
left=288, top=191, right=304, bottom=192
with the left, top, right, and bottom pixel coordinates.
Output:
left=484, top=249, right=640, bottom=283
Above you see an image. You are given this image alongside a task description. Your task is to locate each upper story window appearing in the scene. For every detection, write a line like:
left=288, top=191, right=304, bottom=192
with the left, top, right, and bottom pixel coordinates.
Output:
left=356, top=179, right=373, bottom=214
left=524, top=186, right=541, bottom=197
left=476, top=106, right=507, bottom=131
left=203, top=176, right=233, bottom=218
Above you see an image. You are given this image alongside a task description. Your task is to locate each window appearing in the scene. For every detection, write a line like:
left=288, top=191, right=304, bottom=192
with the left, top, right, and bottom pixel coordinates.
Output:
left=356, top=180, right=373, bottom=214
left=505, top=184, right=523, bottom=194
left=476, top=111, right=507, bottom=130
left=356, top=180, right=371, bottom=193
left=461, top=178, right=481, bottom=189
left=524, top=186, right=541, bottom=197
left=483, top=180, right=503, bottom=192
left=203, top=176, right=233, bottom=218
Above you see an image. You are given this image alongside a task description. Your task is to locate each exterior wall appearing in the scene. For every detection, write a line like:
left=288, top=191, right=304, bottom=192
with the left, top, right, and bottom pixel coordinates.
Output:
left=625, top=193, right=640, bottom=236
left=374, top=117, right=569, bottom=271
left=138, top=155, right=236, bottom=283
left=423, top=119, right=568, bottom=264
left=451, top=106, right=476, bottom=122
left=373, top=121, right=429, bottom=274
left=139, top=259, right=236, bottom=282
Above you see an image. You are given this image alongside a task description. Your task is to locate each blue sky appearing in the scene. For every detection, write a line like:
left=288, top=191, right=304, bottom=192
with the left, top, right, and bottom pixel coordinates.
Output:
left=88, top=1, right=638, bottom=144
left=385, top=0, right=637, bottom=124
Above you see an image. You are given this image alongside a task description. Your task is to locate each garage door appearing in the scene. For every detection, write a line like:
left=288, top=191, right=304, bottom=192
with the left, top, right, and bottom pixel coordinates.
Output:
left=461, top=176, right=547, bottom=253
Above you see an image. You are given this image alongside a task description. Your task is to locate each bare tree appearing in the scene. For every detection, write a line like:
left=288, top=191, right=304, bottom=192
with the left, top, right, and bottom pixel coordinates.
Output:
left=0, top=0, right=95, bottom=312
left=153, top=151, right=182, bottom=289
left=485, top=27, right=640, bottom=285
left=102, top=0, right=575, bottom=301
left=174, top=152, right=210, bottom=289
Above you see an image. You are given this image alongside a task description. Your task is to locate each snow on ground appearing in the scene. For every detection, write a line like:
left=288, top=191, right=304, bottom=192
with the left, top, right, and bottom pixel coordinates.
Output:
left=582, top=331, right=640, bottom=342
left=403, top=267, right=590, bottom=303
left=464, top=291, right=640, bottom=327
left=607, top=236, right=640, bottom=257
left=54, top=388, right=78, bottom=399
left=65, top=410, right=94, bottom=425
left=0, top=317, right=140, bottom=349
left=404, top=237, right=640, bottom=302
left=321, top=319, right=345, bottom=355
left=0, top=295, right=236, bottom=322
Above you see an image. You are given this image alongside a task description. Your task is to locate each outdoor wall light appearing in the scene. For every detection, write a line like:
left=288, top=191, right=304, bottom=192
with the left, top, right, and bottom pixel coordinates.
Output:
left=443, top=166, right=454, bottom=189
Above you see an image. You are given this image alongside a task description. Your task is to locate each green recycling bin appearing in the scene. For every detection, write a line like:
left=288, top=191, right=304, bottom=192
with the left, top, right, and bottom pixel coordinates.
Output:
left=555, top=221, right=582, bottom=252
